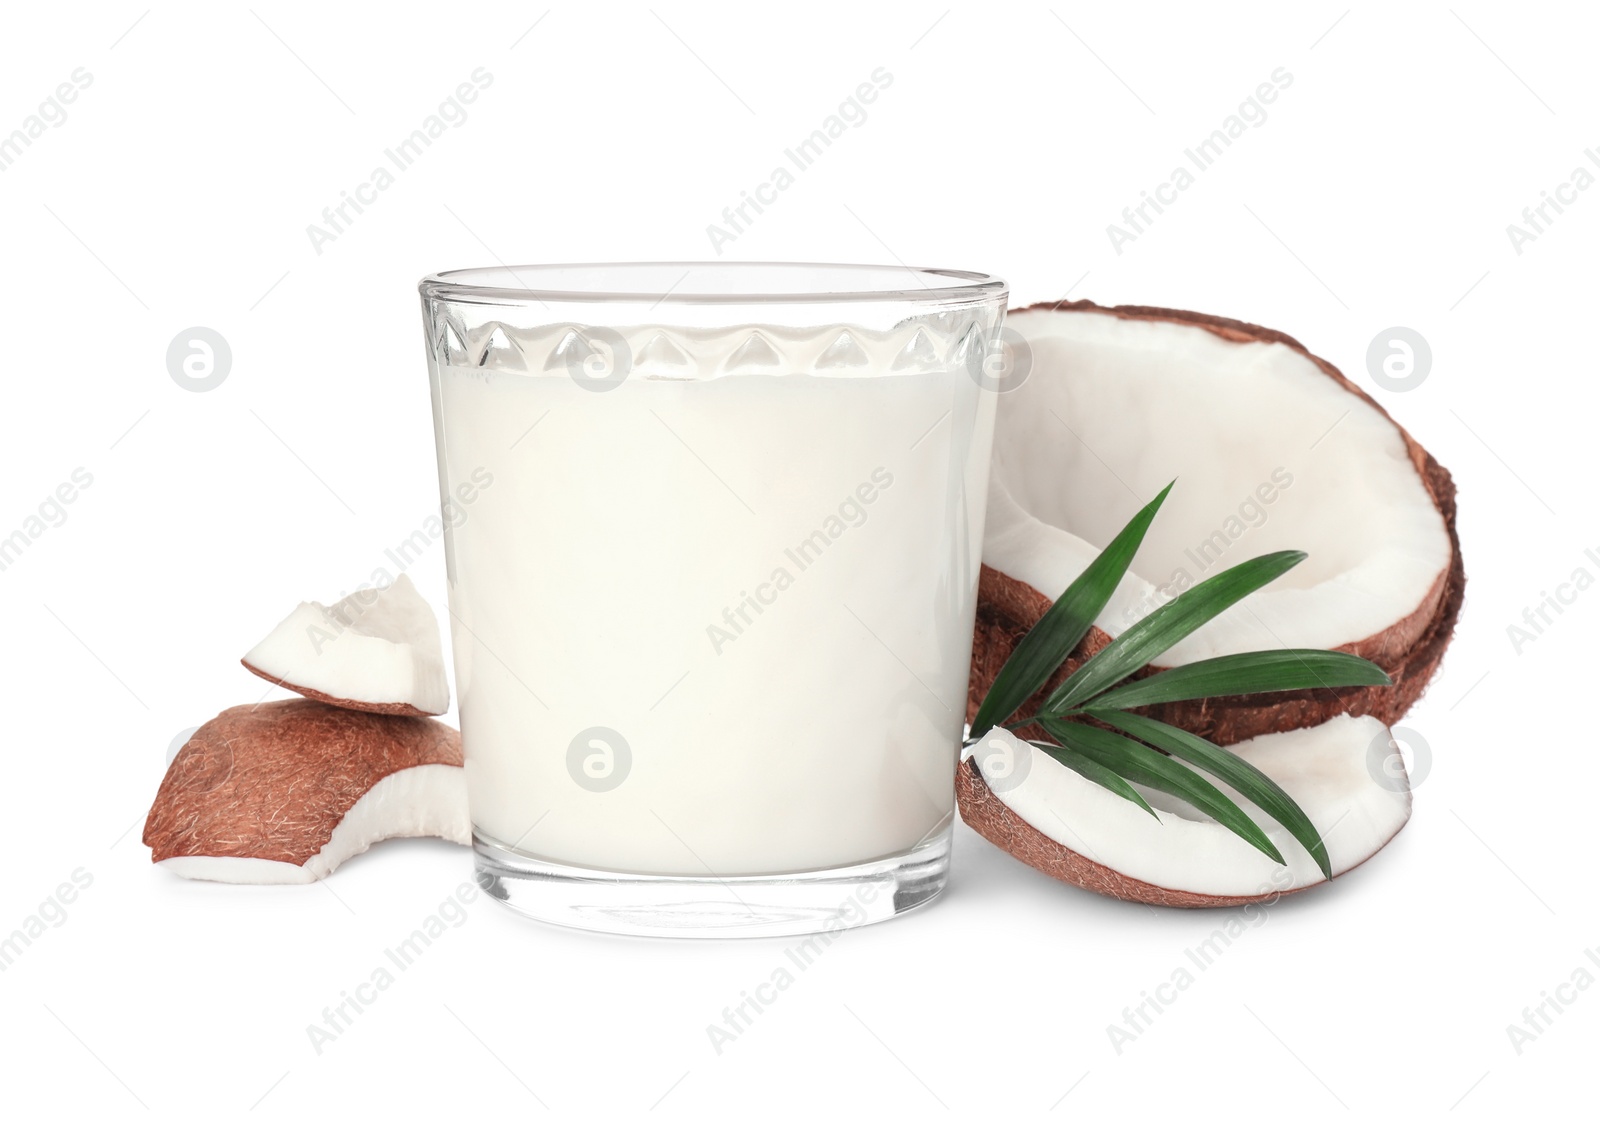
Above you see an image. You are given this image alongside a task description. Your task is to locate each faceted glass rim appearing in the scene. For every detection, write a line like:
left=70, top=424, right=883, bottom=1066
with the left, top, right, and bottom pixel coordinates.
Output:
left=419, top=261, right=1006, bottom=308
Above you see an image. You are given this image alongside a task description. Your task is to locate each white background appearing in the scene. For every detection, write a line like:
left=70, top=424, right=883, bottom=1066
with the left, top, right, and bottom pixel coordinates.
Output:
left=1, top=2, right=1593, bottom=1116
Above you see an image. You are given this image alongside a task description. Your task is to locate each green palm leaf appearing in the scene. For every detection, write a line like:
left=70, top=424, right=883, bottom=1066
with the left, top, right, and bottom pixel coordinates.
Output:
left=1042, top=550, right=1306, bottom=714
left=969, top=482, right=1172, bottom=738
left=1081, top=650, right=1390, bottom=711
left=1039, top=717, right=1286, bottom=866
left=1095, top=710, right=1331, bottom=880
left=965, top=480, right=1395, bottom=880
left=1031, top=739, right=1158, bottom=819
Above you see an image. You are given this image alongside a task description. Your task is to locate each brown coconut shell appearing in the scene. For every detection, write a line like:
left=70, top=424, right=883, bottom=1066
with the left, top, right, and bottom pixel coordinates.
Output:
left=953, top=757, right=1404, bottom=907
left=967, top=300, right=1465, bottom=747
left=143, top=699, right=462, bottom=866
left=242, top=658, right=434, bottom=717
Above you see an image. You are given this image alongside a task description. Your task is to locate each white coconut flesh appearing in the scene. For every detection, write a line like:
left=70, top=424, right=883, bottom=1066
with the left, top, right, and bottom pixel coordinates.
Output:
left=972, top=715, right=1410, bottom=896
left=986, top=310, right=1452, bottom=663
left=158, top=763, right=469, bottom=884
left=242, top=573, right=450, bottom=714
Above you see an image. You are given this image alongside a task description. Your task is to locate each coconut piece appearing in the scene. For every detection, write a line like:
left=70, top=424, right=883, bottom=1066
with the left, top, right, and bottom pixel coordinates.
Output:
left=972, top=300, right=1464, bottom=744
left=242, top=573, right=449, bottom=716
left=957, top=717, right=1409, bottom=906
left=142, top=699, right=468, bottom=884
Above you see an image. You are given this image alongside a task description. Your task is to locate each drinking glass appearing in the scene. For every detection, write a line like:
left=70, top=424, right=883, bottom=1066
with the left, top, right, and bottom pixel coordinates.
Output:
left=420, top=263, right=1008, bottom=937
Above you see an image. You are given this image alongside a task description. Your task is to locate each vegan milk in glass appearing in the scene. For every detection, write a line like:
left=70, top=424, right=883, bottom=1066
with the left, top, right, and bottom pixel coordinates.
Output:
left=421, top=264, right=1008, bottom=937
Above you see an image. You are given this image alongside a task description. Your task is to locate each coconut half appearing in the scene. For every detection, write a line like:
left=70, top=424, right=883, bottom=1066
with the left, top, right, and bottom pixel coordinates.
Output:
left=242, top=573, right=450, bottom=717
left=958, top=716, right=1410, bottom=906
left=143, top=699, right=468, bottom=884
left=972, top=301, right=1464, bottom=744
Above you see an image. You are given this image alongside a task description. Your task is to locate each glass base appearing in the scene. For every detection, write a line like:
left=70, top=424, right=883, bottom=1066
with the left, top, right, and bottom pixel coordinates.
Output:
left=473, top=824, right=951, bottom=939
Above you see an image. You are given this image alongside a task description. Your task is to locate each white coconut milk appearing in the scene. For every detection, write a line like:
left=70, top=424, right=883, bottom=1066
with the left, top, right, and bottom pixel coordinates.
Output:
left=434, top=356, right=994, bottom=876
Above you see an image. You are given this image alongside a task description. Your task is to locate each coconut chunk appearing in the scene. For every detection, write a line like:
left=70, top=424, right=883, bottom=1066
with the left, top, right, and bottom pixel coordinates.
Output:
left=143, top=700, right=468, bottom=884
left=990, top=305, right=1449, bottom=656
left=972, top=300, right=1464, bottom=744
left=242, top=573, right=449, bottom=716
left=958, top=717, right=1410, bottom=905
